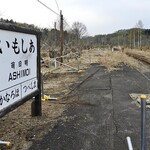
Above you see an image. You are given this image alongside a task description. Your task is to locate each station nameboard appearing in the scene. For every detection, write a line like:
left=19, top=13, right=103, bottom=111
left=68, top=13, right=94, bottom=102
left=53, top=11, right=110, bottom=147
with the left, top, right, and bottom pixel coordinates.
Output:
left=0, top=25, right=41, bottom=117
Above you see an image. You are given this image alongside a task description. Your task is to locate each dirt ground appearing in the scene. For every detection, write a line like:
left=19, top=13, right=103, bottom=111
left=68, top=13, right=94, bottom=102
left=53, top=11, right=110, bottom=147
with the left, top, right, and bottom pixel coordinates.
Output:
left=0, top=48, right=149, bottom=150
left=0, top=71, right=86, bottom=150
left=0, top=50, right=90, bottom=150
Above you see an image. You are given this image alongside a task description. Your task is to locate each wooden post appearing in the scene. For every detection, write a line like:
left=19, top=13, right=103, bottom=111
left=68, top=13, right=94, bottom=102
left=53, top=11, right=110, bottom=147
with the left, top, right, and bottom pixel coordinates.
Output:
left=32, top=33, right=42, bottom=116
left=60, top=10, right=64, bottom=63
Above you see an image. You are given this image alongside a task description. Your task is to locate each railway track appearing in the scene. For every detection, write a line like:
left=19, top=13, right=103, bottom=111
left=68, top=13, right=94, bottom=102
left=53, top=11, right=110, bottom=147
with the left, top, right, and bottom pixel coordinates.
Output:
left=125, top=50, right=150, bottom=82
left=125, top=51, right=150, bottom=64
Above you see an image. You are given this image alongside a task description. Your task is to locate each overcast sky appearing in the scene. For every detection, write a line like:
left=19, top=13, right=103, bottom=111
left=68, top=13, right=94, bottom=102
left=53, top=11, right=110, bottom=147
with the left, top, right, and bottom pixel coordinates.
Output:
left=0, top=0, right=149, bottom=36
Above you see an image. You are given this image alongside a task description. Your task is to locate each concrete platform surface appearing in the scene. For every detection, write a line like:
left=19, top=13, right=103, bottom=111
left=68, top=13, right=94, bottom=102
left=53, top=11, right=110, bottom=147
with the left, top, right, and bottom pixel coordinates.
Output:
left=29, top=64, right=150, bottom=150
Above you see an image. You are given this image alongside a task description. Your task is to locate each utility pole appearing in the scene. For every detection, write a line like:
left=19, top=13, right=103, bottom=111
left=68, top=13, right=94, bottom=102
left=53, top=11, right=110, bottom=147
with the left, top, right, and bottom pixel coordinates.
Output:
left=118, top=35, right=120, bottom=46
left=134, top=30, right=136, bottom=48
left=60, top=10, right=64, bottom=63
left=54, top=22, right=56, bottom=41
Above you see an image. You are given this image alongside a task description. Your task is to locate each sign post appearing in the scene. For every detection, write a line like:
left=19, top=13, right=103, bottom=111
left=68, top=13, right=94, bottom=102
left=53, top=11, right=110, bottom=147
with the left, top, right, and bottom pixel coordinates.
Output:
left=0, top=24, right=41, bottom=117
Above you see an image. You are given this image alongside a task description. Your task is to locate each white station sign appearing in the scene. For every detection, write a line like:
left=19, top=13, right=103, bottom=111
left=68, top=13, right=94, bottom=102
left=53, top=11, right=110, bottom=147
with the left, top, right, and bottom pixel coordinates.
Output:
left=0, top=29, right=38, bottom=111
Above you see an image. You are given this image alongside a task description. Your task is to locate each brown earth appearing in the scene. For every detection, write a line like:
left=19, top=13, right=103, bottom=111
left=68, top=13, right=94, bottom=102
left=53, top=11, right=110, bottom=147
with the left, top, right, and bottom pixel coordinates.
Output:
left=0, top=71, right=86, bottom=150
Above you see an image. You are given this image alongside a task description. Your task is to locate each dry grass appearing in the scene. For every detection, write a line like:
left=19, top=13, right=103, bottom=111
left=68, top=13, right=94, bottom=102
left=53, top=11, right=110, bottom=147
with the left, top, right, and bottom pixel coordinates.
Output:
left=0, top=71, right=82, bottom=150
left=0, top=53, right=87, bottom=150
left=125, top=49, right=150, bottom=58
left=125, top=49, right=150, bottom=64
left=97, top=51, right=149, bottom=72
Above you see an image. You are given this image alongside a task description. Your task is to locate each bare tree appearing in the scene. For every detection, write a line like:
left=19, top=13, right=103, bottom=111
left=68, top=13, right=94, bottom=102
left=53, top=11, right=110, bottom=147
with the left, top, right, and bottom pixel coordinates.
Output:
left=136, top=20, right=143, bottom=48
left=55, top=16, right=69, bottom=31
left=71, top=21, right=87, bottom=39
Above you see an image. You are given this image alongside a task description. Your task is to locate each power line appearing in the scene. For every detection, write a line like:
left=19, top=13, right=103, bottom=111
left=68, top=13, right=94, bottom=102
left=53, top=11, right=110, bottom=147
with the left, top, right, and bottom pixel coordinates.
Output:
left=54, top=0, right=60, bottom=12
left=37, top=0, right=60, bottom=16
left=64, top=19, right=73, bottom=31
left=53, top=0, right=72, bottom=31
left=37, top=0, right=73, bottom=31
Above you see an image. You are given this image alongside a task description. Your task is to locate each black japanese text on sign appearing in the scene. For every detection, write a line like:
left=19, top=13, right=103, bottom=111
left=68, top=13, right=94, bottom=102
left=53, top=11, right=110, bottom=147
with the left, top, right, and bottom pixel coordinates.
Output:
left=0, top=29, right=38, bottom=111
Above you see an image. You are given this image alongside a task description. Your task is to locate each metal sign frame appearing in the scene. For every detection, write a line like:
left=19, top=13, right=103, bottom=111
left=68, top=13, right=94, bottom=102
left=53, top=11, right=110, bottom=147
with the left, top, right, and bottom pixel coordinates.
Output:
left=0, top=23, right=41, bottom=117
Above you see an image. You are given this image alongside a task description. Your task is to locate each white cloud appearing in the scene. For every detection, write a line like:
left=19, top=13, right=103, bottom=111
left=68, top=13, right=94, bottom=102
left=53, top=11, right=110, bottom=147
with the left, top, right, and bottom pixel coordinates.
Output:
left=0, top=0, right=149, bottom=35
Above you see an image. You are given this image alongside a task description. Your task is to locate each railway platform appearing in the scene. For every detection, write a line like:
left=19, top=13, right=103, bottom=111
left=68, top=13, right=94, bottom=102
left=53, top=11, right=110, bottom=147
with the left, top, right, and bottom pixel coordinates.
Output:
left=29, top=64, right=150, bottom=150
